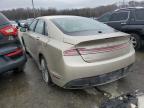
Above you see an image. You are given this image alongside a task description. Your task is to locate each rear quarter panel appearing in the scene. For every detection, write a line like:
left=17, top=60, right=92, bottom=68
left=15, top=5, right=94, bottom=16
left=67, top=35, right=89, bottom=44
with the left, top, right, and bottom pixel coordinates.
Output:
left=37, top=20, right=75, bottom=84
left=39, top=39, right=74, bottom=85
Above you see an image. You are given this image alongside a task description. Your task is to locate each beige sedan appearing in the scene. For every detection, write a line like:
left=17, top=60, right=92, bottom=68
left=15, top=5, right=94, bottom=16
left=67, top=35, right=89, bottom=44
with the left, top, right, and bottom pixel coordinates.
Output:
left=21, top=16, right=135, bottom=89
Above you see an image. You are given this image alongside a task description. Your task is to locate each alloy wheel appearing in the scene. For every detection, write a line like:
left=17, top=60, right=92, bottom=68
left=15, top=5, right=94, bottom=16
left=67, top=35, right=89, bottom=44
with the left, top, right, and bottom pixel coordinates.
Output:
left=41, top=59, right=49, bottom=83
left=131, top=36, right=137, bottom=48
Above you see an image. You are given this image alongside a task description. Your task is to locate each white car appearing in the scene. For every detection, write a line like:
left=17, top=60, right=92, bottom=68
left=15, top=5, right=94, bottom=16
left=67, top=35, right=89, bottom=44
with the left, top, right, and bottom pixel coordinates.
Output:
left=21, top=16, right=135, bottom=89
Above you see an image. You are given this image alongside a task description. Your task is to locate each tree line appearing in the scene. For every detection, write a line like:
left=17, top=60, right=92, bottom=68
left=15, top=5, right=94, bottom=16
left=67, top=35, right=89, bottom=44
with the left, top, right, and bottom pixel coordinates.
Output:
left=1, top=1, right=144, bottom=20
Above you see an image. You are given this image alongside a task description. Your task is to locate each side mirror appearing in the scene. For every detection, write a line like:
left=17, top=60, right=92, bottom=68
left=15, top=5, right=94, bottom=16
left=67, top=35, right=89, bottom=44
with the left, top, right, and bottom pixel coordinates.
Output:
left=20, top=27, right=26, bottom=32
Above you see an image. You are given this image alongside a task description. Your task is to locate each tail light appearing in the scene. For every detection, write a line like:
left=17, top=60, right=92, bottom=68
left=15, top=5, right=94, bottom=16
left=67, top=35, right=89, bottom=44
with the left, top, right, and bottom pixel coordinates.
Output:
left=5, top=48, right=23, bottom=57
left=63, top=49, right=79, bottom=56
left=0, top=25, right=18, bottom=36
left=64, top=43, right=128, bottom=56
left=78, top=43, right=128, bottom=55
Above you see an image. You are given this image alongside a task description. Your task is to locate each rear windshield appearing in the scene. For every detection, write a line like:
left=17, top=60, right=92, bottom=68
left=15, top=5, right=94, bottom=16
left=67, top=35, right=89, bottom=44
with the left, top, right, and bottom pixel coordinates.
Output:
left=0, top=13, right=10, bottom=28
left=51, top=17, right=116, bottom=35
left=135, top=9, right=144, bottom=20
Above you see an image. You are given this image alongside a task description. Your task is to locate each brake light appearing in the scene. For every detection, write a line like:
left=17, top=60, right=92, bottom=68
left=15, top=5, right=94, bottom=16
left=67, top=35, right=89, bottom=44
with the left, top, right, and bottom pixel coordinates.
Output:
left=63, top=49, right=79, bottom=56
left=64, top=44, right=128, bottom=56
left=78, top=43, right=128, bottom=55
left=64, top=43, right=128, bottom=56
left=5, top=48, right=23, bottom=57
left=0, top=26, right=17, bottom=36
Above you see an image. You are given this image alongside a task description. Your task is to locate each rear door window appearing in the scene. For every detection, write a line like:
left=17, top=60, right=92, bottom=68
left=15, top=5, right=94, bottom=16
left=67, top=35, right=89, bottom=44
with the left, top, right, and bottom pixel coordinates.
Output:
left=109, top=11, right=129, bottom=21
left=135, top=9, right=144, bottom=21
left=29, top=20, right=38, bottom=31
left=35, top=20, right=44, bottom=35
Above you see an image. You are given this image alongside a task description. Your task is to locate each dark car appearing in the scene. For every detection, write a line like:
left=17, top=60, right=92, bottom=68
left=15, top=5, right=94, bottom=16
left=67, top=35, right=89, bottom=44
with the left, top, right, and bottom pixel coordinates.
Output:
left=98, top=7, right=144, bottom=50
left=0, top=13, right=27, bottom=73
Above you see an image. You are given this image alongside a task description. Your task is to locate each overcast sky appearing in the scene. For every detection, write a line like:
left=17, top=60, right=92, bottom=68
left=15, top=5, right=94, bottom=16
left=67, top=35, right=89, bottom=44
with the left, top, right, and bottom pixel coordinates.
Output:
left=0, top=0, right=143, bottom=10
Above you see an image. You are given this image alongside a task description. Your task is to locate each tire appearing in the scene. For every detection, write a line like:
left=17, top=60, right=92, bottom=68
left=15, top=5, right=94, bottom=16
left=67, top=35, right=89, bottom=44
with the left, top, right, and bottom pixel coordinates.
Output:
left=40, top=56, right=52, bottom=84
left=130, top=33, right=142, bottom=50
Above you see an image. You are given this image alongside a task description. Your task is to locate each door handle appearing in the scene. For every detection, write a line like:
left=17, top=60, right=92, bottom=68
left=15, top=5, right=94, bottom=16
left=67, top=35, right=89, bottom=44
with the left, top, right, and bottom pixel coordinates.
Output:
left=36, top=37, right=40, bottom=40
left=121, top=22, right=126, bottom=25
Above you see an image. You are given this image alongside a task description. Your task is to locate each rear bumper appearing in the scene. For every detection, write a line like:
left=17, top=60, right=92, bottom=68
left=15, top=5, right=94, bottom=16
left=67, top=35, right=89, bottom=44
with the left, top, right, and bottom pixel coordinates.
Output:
left=0, top=55, right=27, bottom=74
left=64, top=64, right=133, bottom=89
left=51, top=47, right=135, bottom=88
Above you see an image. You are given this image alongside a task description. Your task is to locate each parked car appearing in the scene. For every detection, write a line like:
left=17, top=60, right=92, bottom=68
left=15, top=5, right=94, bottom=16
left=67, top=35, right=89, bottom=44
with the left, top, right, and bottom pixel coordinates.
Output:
left=10, top=21, right=18, bottom=28
left=19, top=20, right=27, bottom=27
left=16, top=19, right=34, bottom=28
left=0, top=13, right=27, bottom=73
left=97, top=7, right=144, bottom=50
left=21, top=16, right=135, bottom=89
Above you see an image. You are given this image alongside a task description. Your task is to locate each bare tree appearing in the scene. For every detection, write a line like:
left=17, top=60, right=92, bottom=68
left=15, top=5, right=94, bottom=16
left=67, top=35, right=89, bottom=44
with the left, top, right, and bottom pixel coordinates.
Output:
left=2, top=0, right=144, bottom=20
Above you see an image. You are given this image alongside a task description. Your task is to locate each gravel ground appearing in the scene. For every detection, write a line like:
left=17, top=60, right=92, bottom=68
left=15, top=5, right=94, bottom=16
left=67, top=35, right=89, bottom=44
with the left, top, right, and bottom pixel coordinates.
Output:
left=0, top=51, right=144, bottom=108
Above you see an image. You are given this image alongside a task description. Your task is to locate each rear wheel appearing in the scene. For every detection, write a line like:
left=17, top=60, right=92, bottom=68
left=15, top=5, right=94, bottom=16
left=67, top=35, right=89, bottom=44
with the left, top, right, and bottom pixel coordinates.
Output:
left=40, top=57, right=52, bottom=84
left=130, top=33, right=142, bottom=50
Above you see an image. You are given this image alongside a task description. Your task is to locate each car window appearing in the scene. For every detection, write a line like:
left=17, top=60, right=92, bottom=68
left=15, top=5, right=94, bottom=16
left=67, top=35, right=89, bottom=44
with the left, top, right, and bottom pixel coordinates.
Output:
left=52, top=17, right=116, bottom=35
left=0, top=13, right=10, bottom=28
left=98, top=13, right=111, bottom=22
left=135, top=9, right=144, bottom=21
left=109, top=11, right=129, bottom=21
left=35, top=20, right=44, bottom=35
left=44, top=22, right=48, bottom=36
left=29, top=20, right=38, bottom=31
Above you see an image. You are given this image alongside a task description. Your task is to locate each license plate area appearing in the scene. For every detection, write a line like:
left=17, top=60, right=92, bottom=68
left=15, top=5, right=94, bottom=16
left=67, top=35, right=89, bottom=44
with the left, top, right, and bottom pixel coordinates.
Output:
left=0, top=36, right=16, bottom=45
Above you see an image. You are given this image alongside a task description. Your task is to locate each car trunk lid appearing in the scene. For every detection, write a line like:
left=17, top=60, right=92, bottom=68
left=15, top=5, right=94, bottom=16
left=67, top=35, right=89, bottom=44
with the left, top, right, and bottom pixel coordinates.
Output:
left=0, top=25, right=22, bottom=57
left=63, top=32, right=131, bottom=63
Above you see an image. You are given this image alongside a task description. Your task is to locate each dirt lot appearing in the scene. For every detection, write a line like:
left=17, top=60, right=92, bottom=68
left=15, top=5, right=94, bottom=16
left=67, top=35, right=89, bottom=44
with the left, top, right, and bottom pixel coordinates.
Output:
left=0, top=51, right=144, bottom=108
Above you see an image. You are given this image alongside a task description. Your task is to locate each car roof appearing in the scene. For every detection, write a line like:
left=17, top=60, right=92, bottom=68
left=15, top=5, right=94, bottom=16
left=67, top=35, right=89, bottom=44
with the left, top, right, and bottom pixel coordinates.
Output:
left=37, top=15, right=83, bottom=20
left=115, top=7, right=144, bottom=12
